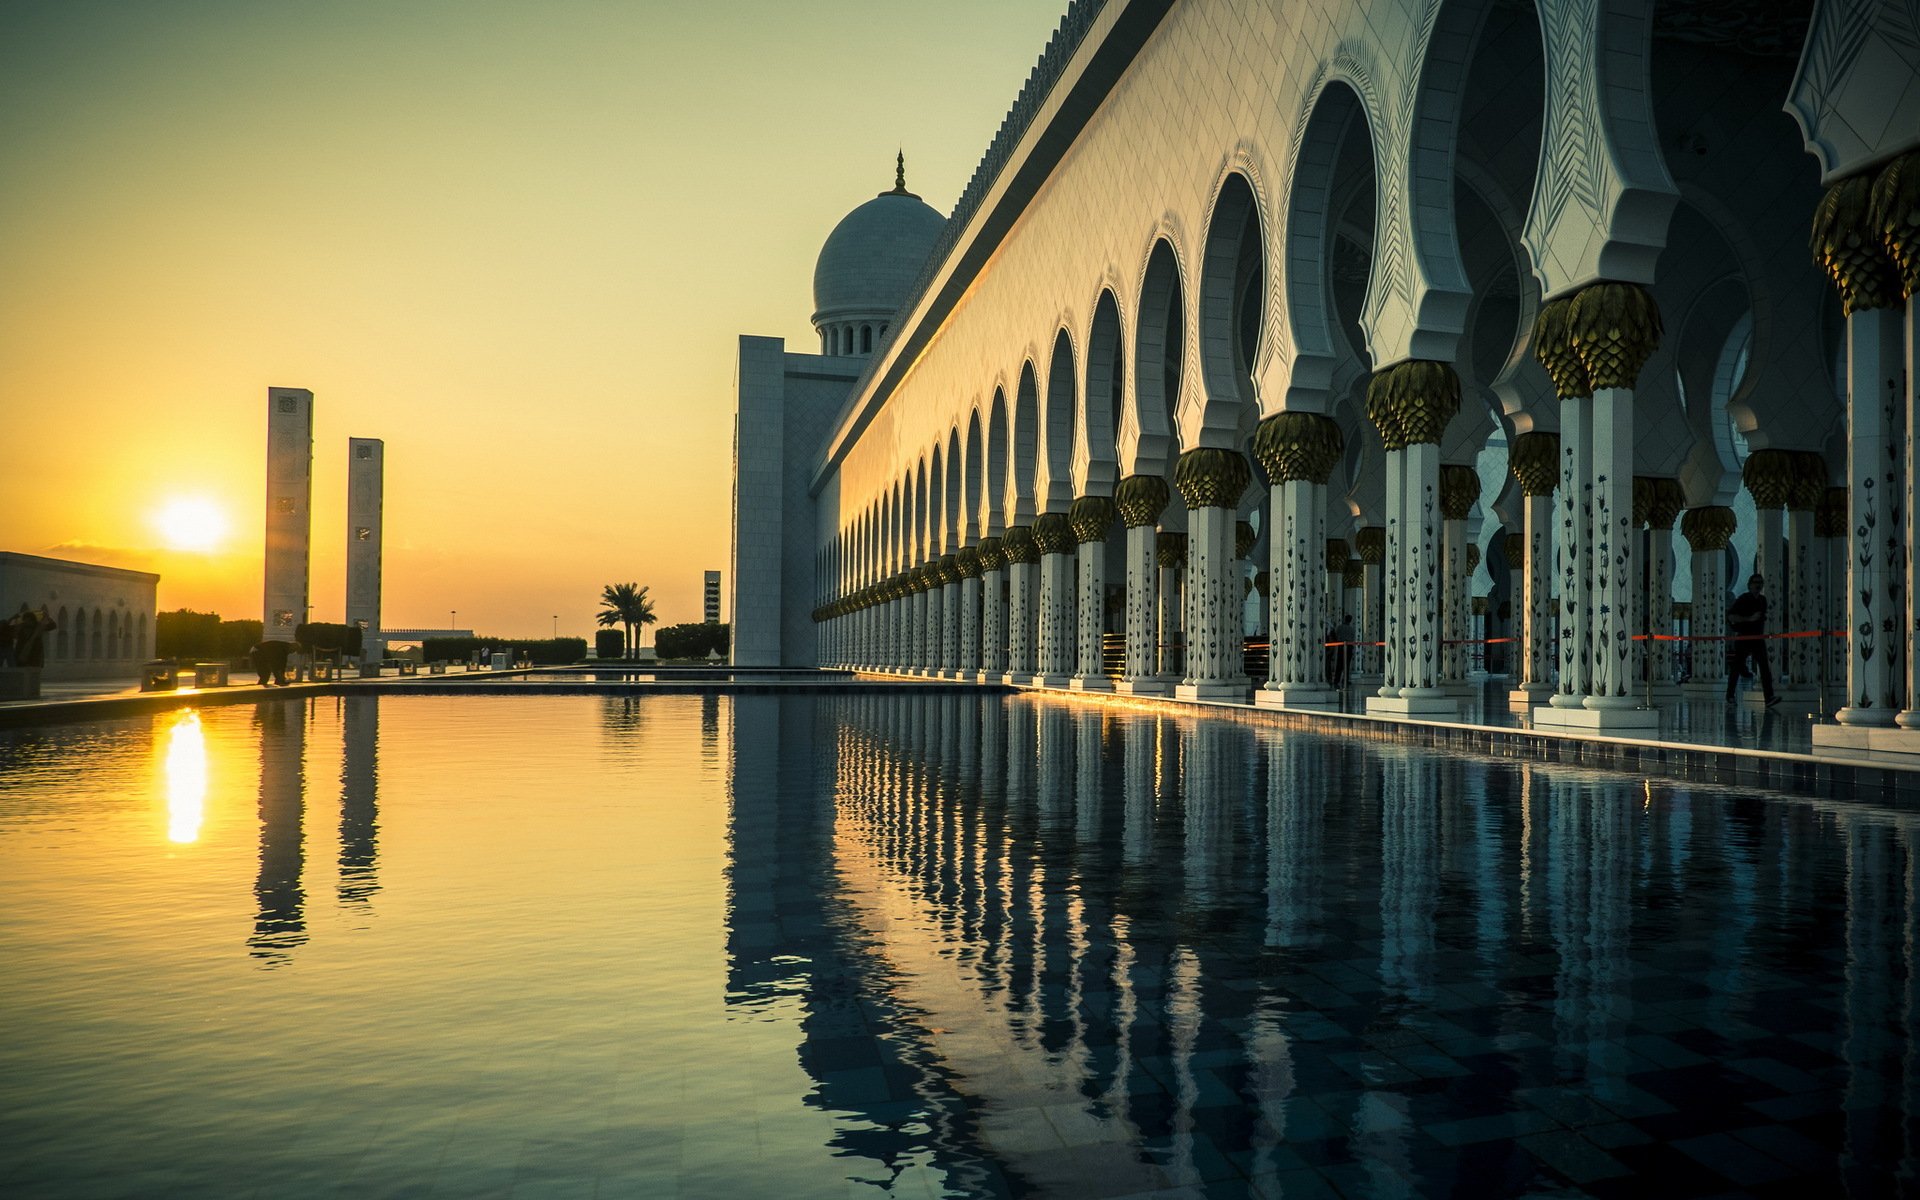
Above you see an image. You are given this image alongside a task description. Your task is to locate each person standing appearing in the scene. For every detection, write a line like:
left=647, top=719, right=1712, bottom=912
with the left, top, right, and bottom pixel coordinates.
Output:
left=1725, top=574, right=1777, bottom=706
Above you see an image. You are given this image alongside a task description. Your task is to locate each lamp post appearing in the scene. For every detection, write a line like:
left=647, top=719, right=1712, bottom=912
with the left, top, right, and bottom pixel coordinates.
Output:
left=450, top=609, right=456, bottom=631
left=552, top=614, right=558, bottom=638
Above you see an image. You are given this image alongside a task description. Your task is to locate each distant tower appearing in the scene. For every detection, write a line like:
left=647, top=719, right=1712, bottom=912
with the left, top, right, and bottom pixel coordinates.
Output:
left=704, top=570, right=722, bottom=624
left=346, top=438, right=384, bottom=660
left=263, top=387, right=313, bottom=642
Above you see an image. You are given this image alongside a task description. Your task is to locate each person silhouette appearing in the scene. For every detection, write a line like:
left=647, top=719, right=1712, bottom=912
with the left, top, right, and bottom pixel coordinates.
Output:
left=1725, top=574, right=1777, bottom=707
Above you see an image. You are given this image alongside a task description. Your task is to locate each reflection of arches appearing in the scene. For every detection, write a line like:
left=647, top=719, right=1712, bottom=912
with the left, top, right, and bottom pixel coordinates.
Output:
left=91, top=608, right=103, bottom=658
left=984, top=387, right=1010, bottom=536
left=1282, top=81, right=1372, bottom=411
left=1195, top=172, right=1264, bottom=441
left=963, top=410, right=984, bottom=546
left=1079, top=290, right=1124, bottom=496
left=1009, top=362, right=1041, bottom=524
left=1040, top=330, right=1077, bottom=512
left=1129, top=239, right=1186, bottom=476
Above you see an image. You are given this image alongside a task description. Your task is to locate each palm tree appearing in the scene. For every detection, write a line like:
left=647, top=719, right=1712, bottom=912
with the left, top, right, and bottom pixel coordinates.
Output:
left=596, top=582, right=656, bottom=659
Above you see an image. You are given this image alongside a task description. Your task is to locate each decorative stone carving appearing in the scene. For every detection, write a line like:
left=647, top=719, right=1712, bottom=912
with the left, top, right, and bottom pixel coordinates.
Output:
left=1439, top=464, right=1480, bottom=520
left=1251, top=411, right=1344, bottom=484
left=1472, top=596, right=1487, bottom=616
left=1681, top=506, right=1736, bottom=550
left=1674, top=602, right=1693, bottom=621
left=1375, top=360, right=1462, bottom=446
left=1648, top=479, right=1686, bottom=529
left=1003, top=526, right=1040, bottom=564
left=1510, top=431, right=1560, bottom=495
left=956, top=547, right=982, bottom=578
left=1033, top=512, right=1074, bottom=555
left=1816, top=486, right=1850, bottom=538
left=1069, top=496, right=1116, bottom=544
left=1465, top=544, right=1480, bottom=570
left=1172, top=448, right=1251, bottom=510
left=937, top=555, right=959, bottom=585
left=1365, top=372, right=1406, bottom=451
left=1742, top=448, right=1798, bottom=509
left=1355, top=526, right=1385, bottom=564
left=1235, top=521, right=1256, bottom=560
left=1326, top=537, right=1349, bottom=567
left=1787, top=451, right=1828, bottom=511
left=1113, top=474, right=1170, bottom=528
left=1876, top=150, right=1920, bottom=298
left=1342, top=561, right=1365, bottom=589
left=1155, top=530, right=1187, bottom=567
left=1504, top=532, right=1523, bottom=564
left=1532, top=298, right=1591, bottom=399
left=977, top=537, right=1006, bottom=571
left=1631, top=477, right=1655, bottom=527
left=1812, top=173, right=1903, bottom=313
left=1569, top=282, right=1661, bottom=389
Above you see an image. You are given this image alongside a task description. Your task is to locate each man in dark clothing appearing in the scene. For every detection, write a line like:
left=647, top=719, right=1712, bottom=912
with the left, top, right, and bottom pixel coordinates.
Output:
left=1725, top=574, right=1777, bottom=706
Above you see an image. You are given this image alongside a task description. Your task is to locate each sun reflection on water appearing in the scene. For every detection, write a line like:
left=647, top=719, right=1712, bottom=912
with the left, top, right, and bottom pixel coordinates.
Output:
left=165, top=710, right=207, bottom=843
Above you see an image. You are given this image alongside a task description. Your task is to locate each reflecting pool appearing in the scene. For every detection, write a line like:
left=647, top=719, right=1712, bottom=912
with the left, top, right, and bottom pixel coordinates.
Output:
left=1, top=693, right=1915, bottom=1198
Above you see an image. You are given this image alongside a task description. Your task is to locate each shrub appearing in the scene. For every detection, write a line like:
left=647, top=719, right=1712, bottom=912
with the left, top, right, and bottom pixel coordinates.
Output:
left=594, top=629, right=626, bottom=658
left=296, top=622, right=363, bottom=657
left=156, top=610, right=265, bottom=660
left=653, top=623, right=729, bottom=660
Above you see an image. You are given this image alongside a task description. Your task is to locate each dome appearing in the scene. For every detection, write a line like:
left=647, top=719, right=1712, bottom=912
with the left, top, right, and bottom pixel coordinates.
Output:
left=812, top=158, right=945, bottom=331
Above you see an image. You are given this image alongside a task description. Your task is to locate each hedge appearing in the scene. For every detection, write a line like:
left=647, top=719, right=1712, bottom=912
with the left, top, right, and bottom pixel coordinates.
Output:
left=155, top=610, right=264, bottom=660
left=420, top=636, right=586, bottom=665
left=653, top=623, right=729, bottom=660
left=594, top=629, right=626, bottom=659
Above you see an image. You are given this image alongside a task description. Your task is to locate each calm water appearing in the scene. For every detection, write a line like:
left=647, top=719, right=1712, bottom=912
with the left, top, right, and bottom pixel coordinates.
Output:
left=1, top=693, right=1915, bottom=1199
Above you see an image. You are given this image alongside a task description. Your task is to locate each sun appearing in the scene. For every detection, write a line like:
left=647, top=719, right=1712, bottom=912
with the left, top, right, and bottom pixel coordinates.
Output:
left=154, top=497, right=229, bottom=552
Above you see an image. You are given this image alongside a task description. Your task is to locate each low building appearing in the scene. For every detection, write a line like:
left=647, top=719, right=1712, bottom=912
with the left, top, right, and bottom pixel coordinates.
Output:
left=0, top=551, right=160, bottom=680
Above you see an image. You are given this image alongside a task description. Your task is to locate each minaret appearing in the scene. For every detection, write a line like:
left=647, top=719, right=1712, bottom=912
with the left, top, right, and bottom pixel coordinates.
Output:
left=263, top=387, right=313, bottom=642
left=346, top=438, right=385, bottom=662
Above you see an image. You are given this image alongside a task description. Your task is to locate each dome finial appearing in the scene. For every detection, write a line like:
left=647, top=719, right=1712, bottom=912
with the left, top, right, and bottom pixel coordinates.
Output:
left=893, top=149, right=907, bottom=194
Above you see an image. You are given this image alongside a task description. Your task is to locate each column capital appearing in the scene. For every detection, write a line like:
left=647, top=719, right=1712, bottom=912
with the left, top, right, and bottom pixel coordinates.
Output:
left=1069, top=495, right=1116, bottom=545
left=1235, top=520, right=1257, bottom=560
left=1631, top=476, right=1655, bottom=528
left=1673, top=601, right=1693, bottom=621
left=1466, top=543, right=1481, bottom=570
left=1742, top=448, right=1797, bottom=510
left=1816, top=486, right=1849, bottom=538
left=1509, top=430, right=1560, bottom=496
left=955, top=547, right=982, bottom=578
left=1365, top=372, right=1406, bottom=451
left=1342, top=561, right=1365, bottom=589
left=1325, top=537, right=1350, bottom=567
left=1787, top=451, right=1828, bottom=512
left=1002, top=525, right=1041, bottom=564
left=1372, top=360, right=1460, bottom=446
left=977, top=536, right=1006, bottom=571
left=1033, top=512, right=1075, bottom=555
left=1681, top=505, right=1737, bottom=550
left=1355, top=525, right=1386, bottom=564
left=1531, top=297, right=1592, bottom=399
left=1814, top=170, right=1903, bottom=313
left=1874, top=150, right=1920, bottom=299
left=1504, top=531, right=1524, bottom=564
left=1172, top=448, right=1251, bottom=510
left=1569, top=282, right=1662, bottom=390
left=936, top=554, right=960, bottom=586
left=1155, top=530, right=1187, bottom=567
left=1439, top=464, right=1480, bottom=520
left=1113, top=474, right=1171, bottom=528
left=1647, top=478, right=1686, bottom=529
left=1250, top=411, right=1344, bottom=484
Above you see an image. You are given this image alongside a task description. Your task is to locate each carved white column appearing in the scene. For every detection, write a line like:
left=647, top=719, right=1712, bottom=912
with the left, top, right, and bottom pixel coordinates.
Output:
left=958, top=547, right=982, bottom=678
left=1356, top=527, right=1385, bottom=679
left=1069, top=496, right=1115, bottom=691
left=1586, top=388, right=1634, bottom=707
left=1787, top=493, right=1818, bottom=690
left=1550, top=400, right=1591, bottom=704
left=1439, top=464, right=1479, bottom=689
left=1363, top=363, right=1459, bottom=716
left=1173, top=449, right=1252, bottom=702
left=1114, top=476, right=1170, bottom=695
left=979, top=538, right=1008, bottom=676
left=1033, top=513, right=1075, bottom=686
left=1253, top=412, right=1343, bottom=709
left=1324, top=536, right=1349, bottom=629
left=1157, top=536, right=1185, bottom=681
left=1508, top=432, right=1557, bottom=707
left=1645, top=480, right=1683, bottom=693
left=1380, top=448, right=1405, bottom=697
left=1680, top=508, right=1735, bottom=694
left=1401, top=438, right=1445, bottom=697
left=938, top=560, right=960, bottom=676
left=1003, top=530, right=1039, bottom=681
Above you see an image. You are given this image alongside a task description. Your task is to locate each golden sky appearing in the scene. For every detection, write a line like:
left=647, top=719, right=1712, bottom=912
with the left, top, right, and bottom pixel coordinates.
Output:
left=1, top=0, right=1061, bottom=637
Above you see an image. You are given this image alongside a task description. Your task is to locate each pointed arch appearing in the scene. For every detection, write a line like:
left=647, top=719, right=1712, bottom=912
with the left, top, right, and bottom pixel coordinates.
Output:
left=1194, top=170, right=1266, bottom=443
left=943, top=426, right=964, bottom=552
left=963, top=407, right=985, bottom=546
left=1039, top=330, right=1078, bottom=512
left=984, top=386, right=1010, bottom=537
left=1077, top=288, right=1124, bottom=497
left=1008, top=362, right=1041, bottom=525
left=1126, top=238, right=1187, bottom=478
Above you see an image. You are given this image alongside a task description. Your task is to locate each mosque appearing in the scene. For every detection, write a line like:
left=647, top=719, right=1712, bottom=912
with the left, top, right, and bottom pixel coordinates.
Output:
left=729, top=0, right=1920, bottom=758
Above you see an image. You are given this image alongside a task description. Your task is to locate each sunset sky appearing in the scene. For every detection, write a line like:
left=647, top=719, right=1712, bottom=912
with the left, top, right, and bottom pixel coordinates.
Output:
left=1, top=0, right=1062, bottom=637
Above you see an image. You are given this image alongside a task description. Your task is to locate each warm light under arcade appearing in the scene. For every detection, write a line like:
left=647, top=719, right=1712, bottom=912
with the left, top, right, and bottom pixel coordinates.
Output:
left=154, top=497, right=229, bottom=552
left=165, top=711, right=207, bottom=844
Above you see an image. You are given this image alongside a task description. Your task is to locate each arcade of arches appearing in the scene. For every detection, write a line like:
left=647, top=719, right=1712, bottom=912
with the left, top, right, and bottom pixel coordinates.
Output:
left=731, top=0, right=1920, bottom=756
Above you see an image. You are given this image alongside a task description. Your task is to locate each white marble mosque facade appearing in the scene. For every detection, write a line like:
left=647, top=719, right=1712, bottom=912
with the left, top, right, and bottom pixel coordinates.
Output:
left=730, top=0, right=1920, bottom=754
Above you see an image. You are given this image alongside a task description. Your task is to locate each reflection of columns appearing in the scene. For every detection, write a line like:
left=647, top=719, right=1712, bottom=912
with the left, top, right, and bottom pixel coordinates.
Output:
left=1003, top=527, right=1039, bottom=681
left=1439, top=465, right=1479, bottom=689
left=1645, top=480, right=1684, bottom=692
left=1356, top=526, right=1385, bottom=678
left=1681, top=507, right=1735, bottom=694
left=339, top=695, right=380, bottom=909
left=1251, top=411, right=1343, bottom=709
left=251, top=700, right=308, bottom=963
left=1033, top=512, right=1076, bottom=686
left=957, top=547, right=982, bottom=677
left=1366, top=362, right=1460, bottom=716
left=979, top=539, right=1006, bottom=677
left=1156, top=532, right=1186, bottom=680
left=1533, top=288, right=1662, bottom=728
left=1115, top=476, right=1171, bottom=695
left=1172, top=449, right=1252, bottom=701
left=1265, top=733, right=1324, bottom=948
left=1121, top=715, right=1156, bottom=866
left=1508, top=432, right=1557, bottom=707
left=1070, top=496, right=1116, bottom=691
left=1813, top=171, right=1907, bottom=727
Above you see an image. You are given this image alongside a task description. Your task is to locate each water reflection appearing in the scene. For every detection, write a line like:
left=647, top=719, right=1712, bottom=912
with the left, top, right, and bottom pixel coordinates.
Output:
left=163, top=710, right=206, bottom=844
left=338, top=696, right=380, bottom=910
left=249, top=699, right=306, bottom=963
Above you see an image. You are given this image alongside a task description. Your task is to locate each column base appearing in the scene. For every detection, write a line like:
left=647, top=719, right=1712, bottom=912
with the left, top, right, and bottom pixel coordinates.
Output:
left=1175, top=681, right=1251, bottom=704
left=1069, top=675, right=1115, bottom=692
left=1834, top=705, right=1899, bottom=727
left=1442, top=680, right=1476, bottom=697
left=1114, top=677, right=1174, bottom=697
left=1365, top=695, right=1461, bottom=719
left=1531, top=704, right=1660, bottom=732
left=1899, top=710, right=1920, bottom=730
left=1030, top=673, right=1072, bottom=689
left=1000, top=672, right=1031, bottom=687
left=1255, top=685, right=1338, bottom=711
left=1508, top=684, right=1553, bottom=710
left=1812, top=723, right=1920, bottom=759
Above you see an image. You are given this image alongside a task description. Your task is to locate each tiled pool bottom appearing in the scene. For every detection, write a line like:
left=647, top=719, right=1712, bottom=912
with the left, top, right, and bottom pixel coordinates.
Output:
left=0, top=695, right=1914, bottom=1199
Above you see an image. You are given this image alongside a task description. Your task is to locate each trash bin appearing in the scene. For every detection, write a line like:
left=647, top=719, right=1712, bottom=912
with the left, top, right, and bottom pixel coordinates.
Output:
left=142, top=661, right=178, bottom=692
left=490, top=652, right=510, bottom=670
